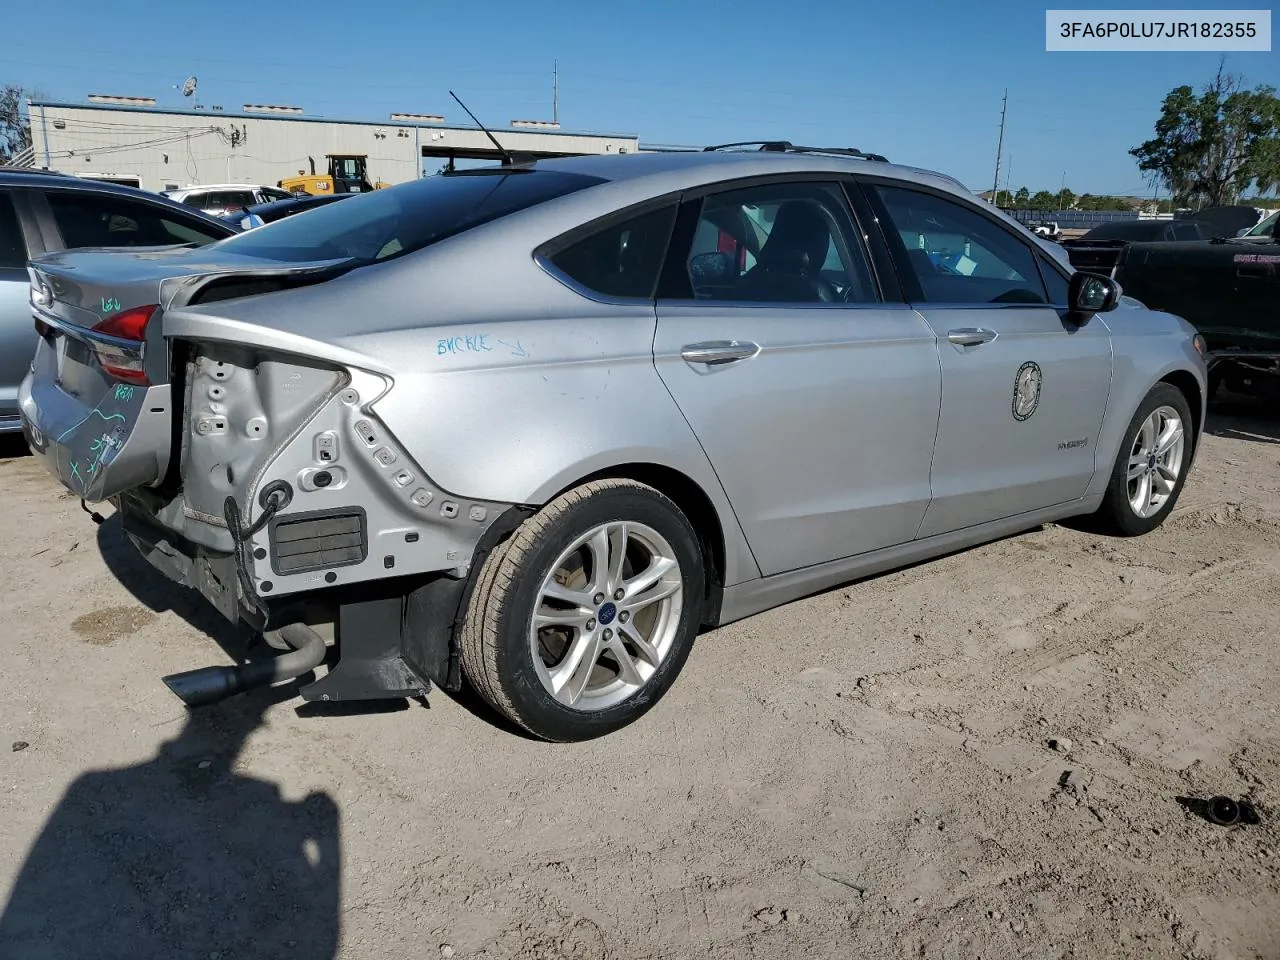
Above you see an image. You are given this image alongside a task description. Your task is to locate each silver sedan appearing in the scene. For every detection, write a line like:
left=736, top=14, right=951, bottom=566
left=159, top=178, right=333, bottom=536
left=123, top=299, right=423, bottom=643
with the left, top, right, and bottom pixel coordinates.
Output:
left=19, top=145, right=1207, bottom=741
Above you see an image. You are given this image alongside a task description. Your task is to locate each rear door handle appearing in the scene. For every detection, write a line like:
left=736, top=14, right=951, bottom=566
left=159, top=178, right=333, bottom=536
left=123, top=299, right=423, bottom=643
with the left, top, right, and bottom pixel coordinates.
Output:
left=947, top=327, right=998, bottom=346
left=680, top=340, right=761, bottom=365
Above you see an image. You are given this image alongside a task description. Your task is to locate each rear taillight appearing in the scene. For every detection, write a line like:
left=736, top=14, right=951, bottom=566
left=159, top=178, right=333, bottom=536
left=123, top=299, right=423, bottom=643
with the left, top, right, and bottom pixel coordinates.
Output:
left=91, top=305, right=158, bottom=385
left=93, top=305, right=156, bottom=341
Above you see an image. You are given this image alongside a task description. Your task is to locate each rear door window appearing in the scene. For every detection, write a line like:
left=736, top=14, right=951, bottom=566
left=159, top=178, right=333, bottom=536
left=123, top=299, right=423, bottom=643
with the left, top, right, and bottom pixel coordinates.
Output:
left=45, top=191, right=230, bottom=248
left=679, top=181, right=877, bottom=304
left=212, top=169, right=606, bottom=264
left=0, top=192, right=28, bottom=268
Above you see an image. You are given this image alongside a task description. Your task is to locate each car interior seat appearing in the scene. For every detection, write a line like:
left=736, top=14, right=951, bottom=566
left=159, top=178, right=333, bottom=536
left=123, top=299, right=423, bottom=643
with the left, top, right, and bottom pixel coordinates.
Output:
left=735, top=200, right=840, bottom=303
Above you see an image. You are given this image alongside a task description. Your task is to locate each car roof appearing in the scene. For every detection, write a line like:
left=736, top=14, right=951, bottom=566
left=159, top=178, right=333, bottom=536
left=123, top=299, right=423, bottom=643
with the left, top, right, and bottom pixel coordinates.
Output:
left=1083, top=220, right=1174, bottom=239
left=0, top=168, right=144, bottom=192
left=530, top=149, right=973, bottom=195
left=0, top=169, right=238, bottom=231
left=168, top=183, right=273, bottom=192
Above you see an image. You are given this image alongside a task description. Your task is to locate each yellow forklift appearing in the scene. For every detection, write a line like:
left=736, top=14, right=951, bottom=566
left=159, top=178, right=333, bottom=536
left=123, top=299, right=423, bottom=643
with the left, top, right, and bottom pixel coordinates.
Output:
left=279, top=155, right=389, bottom=196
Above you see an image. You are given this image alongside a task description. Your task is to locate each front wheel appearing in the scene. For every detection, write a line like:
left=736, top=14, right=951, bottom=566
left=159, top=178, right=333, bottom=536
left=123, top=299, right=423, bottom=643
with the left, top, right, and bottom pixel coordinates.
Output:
left=459, top=479, right=705, bottom=741
left=1094, top=383, right=1194, bottom=536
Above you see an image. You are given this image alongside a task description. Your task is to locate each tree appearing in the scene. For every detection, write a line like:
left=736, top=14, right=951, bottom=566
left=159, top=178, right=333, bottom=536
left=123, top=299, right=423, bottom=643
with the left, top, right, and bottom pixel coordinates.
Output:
left=1014, top=186, right=1030, bottom=205
left=1058, top=187, right=1076, bottom=208
left=1130, top=64, right=1280, bottom=207
left=0, top=84, right=36, bottom=162
left=1030, top=190, right=1057, bottom=209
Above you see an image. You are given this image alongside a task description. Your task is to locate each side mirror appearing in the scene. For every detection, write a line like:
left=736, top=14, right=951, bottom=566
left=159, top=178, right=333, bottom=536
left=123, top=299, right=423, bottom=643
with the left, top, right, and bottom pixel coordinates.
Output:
left=689, top=251, right=733, bottom=283
left=1068, top=271, right=1120, bottom=317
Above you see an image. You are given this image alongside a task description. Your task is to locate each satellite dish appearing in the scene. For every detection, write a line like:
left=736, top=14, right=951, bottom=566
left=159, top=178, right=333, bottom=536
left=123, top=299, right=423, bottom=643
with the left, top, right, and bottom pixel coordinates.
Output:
left=181, top=76, right=198, bottom=97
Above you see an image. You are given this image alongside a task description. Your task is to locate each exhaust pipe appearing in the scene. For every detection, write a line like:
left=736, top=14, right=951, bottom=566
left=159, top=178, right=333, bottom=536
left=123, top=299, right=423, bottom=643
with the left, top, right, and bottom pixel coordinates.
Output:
left=163, top=623, right=328, bottom=708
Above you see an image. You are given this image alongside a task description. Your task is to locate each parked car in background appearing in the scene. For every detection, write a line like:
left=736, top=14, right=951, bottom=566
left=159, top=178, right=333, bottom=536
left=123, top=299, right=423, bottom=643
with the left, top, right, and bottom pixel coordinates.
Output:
left=218, top=192, right=355, bottom=231
left=1082, top=219, right=1213, bottom=242
left=1029, top=220, right=1061, bottom=241
left=19, top=146, right=1206, bottom=741
left=0, top=168, right=235, bottom=434
left=1095, top=226, right=1280, bottom=400
left=163, top=184, right=293, bottom=219
left=1061, top=218, right=1217, bottom=277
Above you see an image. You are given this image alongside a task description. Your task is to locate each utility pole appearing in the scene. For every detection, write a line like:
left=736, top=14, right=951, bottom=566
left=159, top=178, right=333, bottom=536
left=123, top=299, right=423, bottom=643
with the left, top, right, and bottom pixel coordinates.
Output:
left=1058, top=170, right=1067, bottom=210
left=991, top=89, right=1007, bottom=205
left=553, top=60, right=558, bottom=125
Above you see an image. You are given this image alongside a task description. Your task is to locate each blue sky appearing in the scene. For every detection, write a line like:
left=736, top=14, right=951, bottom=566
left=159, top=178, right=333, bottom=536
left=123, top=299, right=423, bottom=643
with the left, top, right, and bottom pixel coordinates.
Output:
left=5, top=0, right=1276, bottom=194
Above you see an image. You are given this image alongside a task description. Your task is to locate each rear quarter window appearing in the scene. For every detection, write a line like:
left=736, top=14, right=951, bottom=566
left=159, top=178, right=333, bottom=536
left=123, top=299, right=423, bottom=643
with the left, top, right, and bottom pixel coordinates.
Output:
left=545, top=205, right=677, bottom=299
left=210, top=170, right=607, bottom=264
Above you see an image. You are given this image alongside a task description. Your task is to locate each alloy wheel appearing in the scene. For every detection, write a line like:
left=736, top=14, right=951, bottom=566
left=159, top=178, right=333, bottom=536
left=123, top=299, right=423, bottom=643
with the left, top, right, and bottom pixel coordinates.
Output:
left=529, top=521, right=684, bottom=711
left=1126, top=404, right=1185, bottom=519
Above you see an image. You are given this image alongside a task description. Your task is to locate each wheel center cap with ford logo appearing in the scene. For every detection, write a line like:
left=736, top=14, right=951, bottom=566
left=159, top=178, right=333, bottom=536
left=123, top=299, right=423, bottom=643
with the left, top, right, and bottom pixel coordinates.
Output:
left=598, top=602, right=618, bottom=625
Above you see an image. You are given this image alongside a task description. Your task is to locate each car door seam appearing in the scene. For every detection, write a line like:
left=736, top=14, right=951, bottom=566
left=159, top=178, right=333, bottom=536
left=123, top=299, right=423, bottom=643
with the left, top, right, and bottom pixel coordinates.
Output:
left=648, top=305, right=765, bottom=581
left=911, top=306, right=944, bottom=541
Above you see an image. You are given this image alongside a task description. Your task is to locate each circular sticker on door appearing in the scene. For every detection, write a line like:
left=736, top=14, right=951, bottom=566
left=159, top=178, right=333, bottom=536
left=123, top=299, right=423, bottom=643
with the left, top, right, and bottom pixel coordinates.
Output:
left=1012, top=361, right=1043, bottom=421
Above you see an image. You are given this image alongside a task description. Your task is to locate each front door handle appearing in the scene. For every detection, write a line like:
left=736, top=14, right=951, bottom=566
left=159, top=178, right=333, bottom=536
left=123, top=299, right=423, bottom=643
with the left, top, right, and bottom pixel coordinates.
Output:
left=947, top=327, right=998, bottom=347
left=680, top=340, right=761, bottom=365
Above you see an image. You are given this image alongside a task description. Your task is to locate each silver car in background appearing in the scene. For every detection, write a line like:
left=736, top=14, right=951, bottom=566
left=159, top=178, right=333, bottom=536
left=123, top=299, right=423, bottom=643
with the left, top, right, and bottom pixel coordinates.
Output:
left=0, top=170, right=235, bottom=434
left=18, top=146, right=1208, bottom=741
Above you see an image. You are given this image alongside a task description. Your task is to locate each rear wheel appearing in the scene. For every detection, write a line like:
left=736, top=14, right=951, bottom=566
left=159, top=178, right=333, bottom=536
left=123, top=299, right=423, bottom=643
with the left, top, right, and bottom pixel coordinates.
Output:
left=459, top=479, right=705, bottom=741
left=1095, top=383, right=1193, bottom=536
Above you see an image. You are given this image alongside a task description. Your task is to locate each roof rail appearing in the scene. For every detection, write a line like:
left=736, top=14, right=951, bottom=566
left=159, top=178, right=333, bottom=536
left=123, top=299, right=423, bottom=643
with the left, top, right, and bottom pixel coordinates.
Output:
left=702, top=140, right=889, bottom=163
left=0, top=165, right=72, bottom=176
left=702, top=140, right=795, bottom=153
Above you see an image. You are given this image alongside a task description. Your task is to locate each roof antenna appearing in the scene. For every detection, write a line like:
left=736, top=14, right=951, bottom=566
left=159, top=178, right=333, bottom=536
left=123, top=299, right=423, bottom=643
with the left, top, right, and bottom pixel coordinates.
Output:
left=449, top=90, right=515, bottom=167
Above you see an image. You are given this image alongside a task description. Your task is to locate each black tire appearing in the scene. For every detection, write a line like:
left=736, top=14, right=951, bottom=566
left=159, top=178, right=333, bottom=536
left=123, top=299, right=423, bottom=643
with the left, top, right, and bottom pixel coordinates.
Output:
left=458, top=479, right=705, bottom=741
left=1094, top=383, right=1194, bottom=536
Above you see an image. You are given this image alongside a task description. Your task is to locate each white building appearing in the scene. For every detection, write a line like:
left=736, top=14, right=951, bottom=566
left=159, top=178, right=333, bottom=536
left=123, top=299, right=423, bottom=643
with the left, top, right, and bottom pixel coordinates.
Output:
left=27, top=96, right=641, bottom=193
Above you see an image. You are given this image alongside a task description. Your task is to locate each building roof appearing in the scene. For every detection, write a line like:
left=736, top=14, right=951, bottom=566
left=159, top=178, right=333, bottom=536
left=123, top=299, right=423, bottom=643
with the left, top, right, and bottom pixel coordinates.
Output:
left=27, top=99, right=638, bottom=142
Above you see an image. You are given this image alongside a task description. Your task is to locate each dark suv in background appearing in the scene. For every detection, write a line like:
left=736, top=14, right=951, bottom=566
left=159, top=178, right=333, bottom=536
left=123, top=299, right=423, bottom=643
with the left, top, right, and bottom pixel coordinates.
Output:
left=0, top=169, right=235, bottom=434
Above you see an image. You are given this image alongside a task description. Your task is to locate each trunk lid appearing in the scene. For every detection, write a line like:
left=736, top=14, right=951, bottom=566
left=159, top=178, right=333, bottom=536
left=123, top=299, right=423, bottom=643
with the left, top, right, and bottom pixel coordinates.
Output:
left=20, top=245, right=352, bottom=503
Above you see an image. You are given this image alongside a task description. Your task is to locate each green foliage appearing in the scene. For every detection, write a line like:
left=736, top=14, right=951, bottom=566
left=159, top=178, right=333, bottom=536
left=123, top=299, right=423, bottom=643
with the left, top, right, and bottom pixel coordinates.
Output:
left=0, top=84, right=34, bottom=161
left=1130, top=65, right=1280, bottom=207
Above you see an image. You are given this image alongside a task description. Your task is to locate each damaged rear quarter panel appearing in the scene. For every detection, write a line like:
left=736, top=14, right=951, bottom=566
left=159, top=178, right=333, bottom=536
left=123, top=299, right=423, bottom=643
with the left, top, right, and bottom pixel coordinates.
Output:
left=163, top=230, right=759, bottom=589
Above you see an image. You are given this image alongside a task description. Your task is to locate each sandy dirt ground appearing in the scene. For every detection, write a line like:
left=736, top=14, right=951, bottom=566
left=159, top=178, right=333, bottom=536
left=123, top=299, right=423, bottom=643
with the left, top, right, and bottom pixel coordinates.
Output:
left=0, top=395, right=1278, bottom=960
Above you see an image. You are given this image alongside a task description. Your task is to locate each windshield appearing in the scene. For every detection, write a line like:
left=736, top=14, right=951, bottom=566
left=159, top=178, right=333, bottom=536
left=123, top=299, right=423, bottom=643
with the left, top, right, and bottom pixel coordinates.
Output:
left=208, top=169, right=607, bottom=264
left=1082, top=221, right=1168, bottom=241
left=1244, top=209, right=1278, bottom=238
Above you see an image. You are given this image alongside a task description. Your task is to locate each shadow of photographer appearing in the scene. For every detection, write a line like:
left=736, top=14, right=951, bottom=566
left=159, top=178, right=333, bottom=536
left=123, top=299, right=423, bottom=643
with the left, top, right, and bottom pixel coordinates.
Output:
left=0, top=681, right=341, bottom=960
